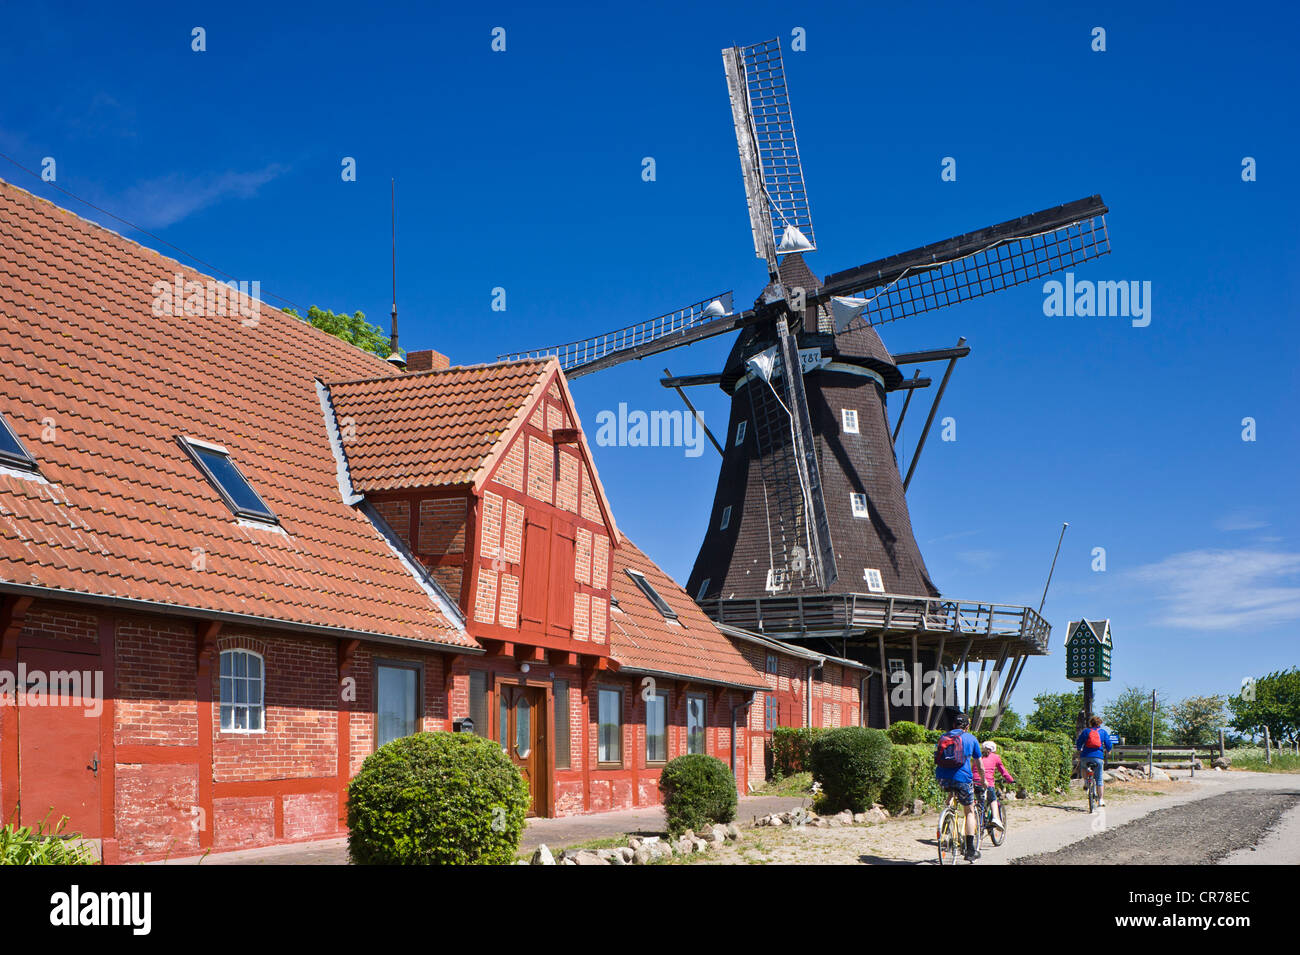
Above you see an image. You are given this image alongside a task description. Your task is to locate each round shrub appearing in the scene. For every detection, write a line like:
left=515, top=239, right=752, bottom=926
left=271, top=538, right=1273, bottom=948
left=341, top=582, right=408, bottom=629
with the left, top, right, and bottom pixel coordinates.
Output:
left=809, top=727, right=892, bottom=813
left=886, top=720, right=927, bottom=745
left=346, top=731, right=529, bottom=865
left=659, top=754, right=737, bottom=836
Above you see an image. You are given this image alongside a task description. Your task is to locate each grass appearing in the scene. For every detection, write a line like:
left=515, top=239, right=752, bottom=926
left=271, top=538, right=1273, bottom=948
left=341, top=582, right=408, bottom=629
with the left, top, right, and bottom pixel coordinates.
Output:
left=753, top=771, right=814, bottom=797
left=0, top=813, right=98, bottom=865
left=1228, top=752, right=1300, bottom=773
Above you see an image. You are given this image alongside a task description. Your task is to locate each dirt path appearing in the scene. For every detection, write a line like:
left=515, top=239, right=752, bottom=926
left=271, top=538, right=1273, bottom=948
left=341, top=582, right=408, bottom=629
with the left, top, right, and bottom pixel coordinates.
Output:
left=1013, top=789, right=1300, bottom=865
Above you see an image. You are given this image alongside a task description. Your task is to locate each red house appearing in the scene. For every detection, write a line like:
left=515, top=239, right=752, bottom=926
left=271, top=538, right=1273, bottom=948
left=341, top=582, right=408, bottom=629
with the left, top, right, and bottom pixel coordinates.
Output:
left=0, top=178, right=764, bottom=861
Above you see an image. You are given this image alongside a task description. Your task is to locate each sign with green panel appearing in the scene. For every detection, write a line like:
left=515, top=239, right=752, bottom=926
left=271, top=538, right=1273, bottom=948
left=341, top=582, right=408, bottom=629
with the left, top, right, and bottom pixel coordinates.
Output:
left=1064, top=618, right=1112, bottom=682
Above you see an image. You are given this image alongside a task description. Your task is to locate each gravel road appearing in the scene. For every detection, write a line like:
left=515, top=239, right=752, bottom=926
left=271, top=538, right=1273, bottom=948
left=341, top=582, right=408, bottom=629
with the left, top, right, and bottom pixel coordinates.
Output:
left=1012, top=788, right=1300, bottom=865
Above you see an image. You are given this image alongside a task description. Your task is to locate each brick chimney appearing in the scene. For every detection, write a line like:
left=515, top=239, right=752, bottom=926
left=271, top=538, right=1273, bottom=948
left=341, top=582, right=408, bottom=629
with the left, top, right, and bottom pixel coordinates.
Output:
left=405, top=349, right=450, bottom=372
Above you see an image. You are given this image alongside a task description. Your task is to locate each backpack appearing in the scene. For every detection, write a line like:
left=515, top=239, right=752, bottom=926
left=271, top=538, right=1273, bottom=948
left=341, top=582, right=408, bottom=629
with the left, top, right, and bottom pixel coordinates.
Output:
left=1084, top=728, right=1102, bottom=750
left=934, top=730, right=967, bottom=769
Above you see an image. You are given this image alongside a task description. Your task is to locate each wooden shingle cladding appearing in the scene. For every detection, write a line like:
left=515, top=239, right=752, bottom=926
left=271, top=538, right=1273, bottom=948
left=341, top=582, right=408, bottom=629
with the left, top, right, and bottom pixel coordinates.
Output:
left=687, top=253, right=938, bottom=604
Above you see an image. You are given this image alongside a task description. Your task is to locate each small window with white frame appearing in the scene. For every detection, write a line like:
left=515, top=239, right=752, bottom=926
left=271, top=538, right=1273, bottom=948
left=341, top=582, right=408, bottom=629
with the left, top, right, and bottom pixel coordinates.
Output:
left=219, top=649, right=265, bottom=732
left=850, top=493, right=869, bottom=519
left=888, top=658, right=905, bottom=676
left=863, top=567, right=885, bottom=594
left=842, top=408, right=859, bottom=434
left=734, top=420, right=747, bottom=447
left=720, top=505, right=732, bottom=530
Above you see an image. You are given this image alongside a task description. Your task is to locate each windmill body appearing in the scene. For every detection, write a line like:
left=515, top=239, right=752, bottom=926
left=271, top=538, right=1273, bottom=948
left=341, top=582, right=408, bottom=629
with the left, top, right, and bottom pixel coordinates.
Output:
left=501, top=38, right=1111, bottom=729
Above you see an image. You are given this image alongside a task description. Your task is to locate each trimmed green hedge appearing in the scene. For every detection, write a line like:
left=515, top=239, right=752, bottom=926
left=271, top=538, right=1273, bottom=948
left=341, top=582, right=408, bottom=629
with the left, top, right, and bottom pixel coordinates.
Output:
left=346, top=731, right=529, bottom=865
left=885, top=720, right=928, bottom=745
left=810, top=727, right=893, bottom=813
left=659, top=754, right=738, bottom=836
left=770, top=726, right=831, bottom=778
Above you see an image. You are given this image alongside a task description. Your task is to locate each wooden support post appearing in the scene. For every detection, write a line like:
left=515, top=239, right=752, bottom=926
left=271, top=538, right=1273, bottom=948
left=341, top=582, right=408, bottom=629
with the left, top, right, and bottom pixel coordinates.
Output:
left=877, top=633, right=891, bottom=729
left=973, top=642, right=1009, bottom=733
left=923, top=633, right=946, bottom=730
left=903, top=336, right=965, bottom=491
left=891, top=369, right=922, bottom=445
left=910, top=634, right=919, bottom=725
left=989, top=652, right=1024, bottom=732
left=664, top=368, right=723, bottom=456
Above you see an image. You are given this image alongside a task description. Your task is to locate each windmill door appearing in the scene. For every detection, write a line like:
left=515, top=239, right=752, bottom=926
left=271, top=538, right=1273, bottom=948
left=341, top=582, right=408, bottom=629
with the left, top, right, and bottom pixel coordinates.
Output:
left=499, top=684, right=548, bottom=816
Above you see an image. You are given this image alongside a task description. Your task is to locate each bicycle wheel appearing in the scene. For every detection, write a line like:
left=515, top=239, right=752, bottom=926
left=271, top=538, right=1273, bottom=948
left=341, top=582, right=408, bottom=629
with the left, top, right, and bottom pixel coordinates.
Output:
left=987, top=800, right=1006, bottom=847
left=937, top=810, right=959, bottom=865
left=1087, top=775, right=1095, bottom=814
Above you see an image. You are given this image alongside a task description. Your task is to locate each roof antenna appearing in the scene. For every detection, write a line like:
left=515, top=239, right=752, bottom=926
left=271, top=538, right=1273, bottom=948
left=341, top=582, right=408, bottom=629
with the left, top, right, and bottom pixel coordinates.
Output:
left=385, top=177, right=405, bottom=368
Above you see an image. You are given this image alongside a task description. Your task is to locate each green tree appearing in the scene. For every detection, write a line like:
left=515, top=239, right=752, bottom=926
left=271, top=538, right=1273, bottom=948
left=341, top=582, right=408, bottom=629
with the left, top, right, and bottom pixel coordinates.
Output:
left=285, top=305, right=392, bottom=358
left=1028, top=689, right=1085, bottom=735
left=993, top=706, right=1023, bottom=735
left=1103, top=686, right=1170, bottom=746
left=1169, top=694, right=1226, bottom=747
left=1228, top=668, right=1300, bottom=745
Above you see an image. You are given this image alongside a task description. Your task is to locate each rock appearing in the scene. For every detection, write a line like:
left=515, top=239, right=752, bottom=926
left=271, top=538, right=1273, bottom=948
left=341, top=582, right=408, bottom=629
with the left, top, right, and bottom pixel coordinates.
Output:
left=1214, top=766, right=1223, bottom=772
left=682, top=829, right=696, bottom=842
left=836, top=810, right=854, bottom=825
left=809, top=816, right=827, bottom=828
left=767, top=815, right=783, bottom=827
left=1149, top=768, right=1171, bottom=781
left=619, top=846, right=635, bottom=864
left=632, top=847, right=653, bottom=865
left=701, top=824, right=725, bottom=843
left=530, top=844, right=555, bottom=865
left=872, top=804, right=890, bottom=818
left=1213, top=756, right=1231, bottom=770
left=1004, top=791, right=1016, bottom=801
left=676, top=837, right=695, bottom=855
left=560, top=857, right=577, bottom=865
left=852, top=812, right=866, bottom=824
left=692, top=838, right=709, bottom=853
left=572, top=850, right=609, bottom=865
left=864, top=806, right=888, bottom=823
left=628, top=837, right=643, bottom=851
left=725, top=823, right=740, bottom=841
left=515, top=859, right=529, bottom=865
left=1193, top=759, right=1204, bottom=770
left=913, top=799, right=926, bottom=815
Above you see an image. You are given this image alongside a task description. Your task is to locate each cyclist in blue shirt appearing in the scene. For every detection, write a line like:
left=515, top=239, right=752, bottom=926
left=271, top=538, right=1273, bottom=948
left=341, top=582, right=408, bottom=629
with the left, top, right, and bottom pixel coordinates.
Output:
left=1076, top=715, right=1113, bottom=806
left=934, top=712, right=985, bottom=860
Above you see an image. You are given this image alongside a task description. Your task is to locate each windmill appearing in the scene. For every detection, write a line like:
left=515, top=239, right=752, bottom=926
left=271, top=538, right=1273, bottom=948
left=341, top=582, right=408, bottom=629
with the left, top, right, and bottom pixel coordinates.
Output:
left=500, top=38, right=1111, bottom=730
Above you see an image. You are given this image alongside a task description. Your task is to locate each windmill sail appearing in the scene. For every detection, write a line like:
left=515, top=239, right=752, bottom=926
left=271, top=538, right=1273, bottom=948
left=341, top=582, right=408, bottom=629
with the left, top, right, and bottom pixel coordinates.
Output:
left=723, top=38, right=816, bottom=275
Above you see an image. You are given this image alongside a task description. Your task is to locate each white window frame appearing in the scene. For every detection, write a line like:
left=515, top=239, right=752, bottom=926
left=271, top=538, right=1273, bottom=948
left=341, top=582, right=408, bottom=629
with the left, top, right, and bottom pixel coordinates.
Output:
left=734, top=420, right=747, bottom=447
left=219, top=649, right=265, bottom=734
left=842, top=408, right=859, bottom=434
left=720, top=505, right=732, bottom=530
left=863, top=568, right=885, bottom=594
left=850, top=493, right=869, bottom=519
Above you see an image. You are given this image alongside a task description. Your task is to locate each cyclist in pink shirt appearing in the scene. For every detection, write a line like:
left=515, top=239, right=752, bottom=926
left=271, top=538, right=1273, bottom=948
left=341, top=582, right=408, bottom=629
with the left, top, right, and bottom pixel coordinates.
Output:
left=974, top=741, right=1017, bottom=828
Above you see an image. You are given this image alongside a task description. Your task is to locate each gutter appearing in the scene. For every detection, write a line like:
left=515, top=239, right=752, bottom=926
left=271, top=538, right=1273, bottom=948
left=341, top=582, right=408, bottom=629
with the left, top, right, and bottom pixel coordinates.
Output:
left=616, top=664, right=766, bottom=694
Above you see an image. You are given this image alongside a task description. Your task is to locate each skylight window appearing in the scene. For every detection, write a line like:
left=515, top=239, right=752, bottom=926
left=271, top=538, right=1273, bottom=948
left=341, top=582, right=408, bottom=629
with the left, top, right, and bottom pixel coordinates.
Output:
left=0, top=410, right=38, bottom=471
left=179, top=437, right=278, bottom=524
left=625, top=568, right=678, bottom=621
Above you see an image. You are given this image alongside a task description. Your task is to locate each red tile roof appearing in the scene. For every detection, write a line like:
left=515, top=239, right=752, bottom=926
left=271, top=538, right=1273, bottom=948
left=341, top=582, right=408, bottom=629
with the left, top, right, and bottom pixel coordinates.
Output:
left=609, top=535, right=766, bottom=690
left=0, top=178, right=471, bottom=648
left=327, top=360, right=552, bottom=492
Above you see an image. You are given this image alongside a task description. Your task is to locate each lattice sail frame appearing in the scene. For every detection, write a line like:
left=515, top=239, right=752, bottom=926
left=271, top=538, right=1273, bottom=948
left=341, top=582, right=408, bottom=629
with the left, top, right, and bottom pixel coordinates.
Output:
left=498, top=292, right=733, bottom=371
left=835, top=214, right=1110, bottom=330
left=728, top=38, right=817, bottom=265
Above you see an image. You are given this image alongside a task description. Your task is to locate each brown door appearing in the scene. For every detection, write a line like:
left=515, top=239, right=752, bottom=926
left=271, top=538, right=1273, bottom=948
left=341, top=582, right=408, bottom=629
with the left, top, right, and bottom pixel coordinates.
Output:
left=499, top=684, right=547, bottom=816
left=18, top=648, right=102, bottom=837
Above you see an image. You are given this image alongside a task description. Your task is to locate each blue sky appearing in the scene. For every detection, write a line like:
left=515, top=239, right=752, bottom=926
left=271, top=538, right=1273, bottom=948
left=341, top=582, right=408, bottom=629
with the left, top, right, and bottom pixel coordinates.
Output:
left=2, top=1, right=1297, bottom=712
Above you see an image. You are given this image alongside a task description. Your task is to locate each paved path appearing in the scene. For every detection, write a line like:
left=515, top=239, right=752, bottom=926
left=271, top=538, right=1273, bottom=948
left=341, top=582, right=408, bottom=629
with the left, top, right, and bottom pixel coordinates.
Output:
left=152, top=794, right=807, bottom=865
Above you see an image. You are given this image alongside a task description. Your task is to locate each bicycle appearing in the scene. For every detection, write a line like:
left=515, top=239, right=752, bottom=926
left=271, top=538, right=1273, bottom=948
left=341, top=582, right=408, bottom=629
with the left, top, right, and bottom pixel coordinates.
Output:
left=1083, top=761, right=1099, bottom=813
left=975, top=785, right=1007, bottom=847
left=936, top=789, right=963, bottom=865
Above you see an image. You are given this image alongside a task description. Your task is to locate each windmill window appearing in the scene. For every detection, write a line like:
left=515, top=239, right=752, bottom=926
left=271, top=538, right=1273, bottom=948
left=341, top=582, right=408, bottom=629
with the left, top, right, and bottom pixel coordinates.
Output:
left=624, top=568, right=678, bottom=621
left=842, top=409, right=859, bottom=434
left=0, top=411, right=38, bottom=472
left=696, top=578, right=711, bottom=601
left=850, top=493, right=869, bottom=519
left=863, top=568, right=885, bottom=594
left=179, top=437, right=277, bottom=524
left=720, top=505, right=732, bottom=530
left=734, top=420, right=747, bottom=446
left=888, top=658, right=905, bottom=675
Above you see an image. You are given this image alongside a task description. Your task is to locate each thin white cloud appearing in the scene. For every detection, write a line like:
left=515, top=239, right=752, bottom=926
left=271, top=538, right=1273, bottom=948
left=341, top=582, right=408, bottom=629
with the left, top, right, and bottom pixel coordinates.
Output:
left=107, top=165, right=286, bottom=229
left=1214, top=513, right=1269, bottom=532
left=1134, top=548, right=1300, bottom=630
left=955, top=549, right=999, bottom=571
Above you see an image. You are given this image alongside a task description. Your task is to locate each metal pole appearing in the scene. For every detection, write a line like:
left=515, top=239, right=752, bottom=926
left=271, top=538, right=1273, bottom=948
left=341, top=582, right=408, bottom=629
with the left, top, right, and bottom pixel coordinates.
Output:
left=1148, top=690, right=1156, bottom=777
left=903, top=337, right=965, bottom=491
left=663, top=367, right=722, bottom=456
left=891, top=369, right=922, bottom=445
left=1038, top=522, right=1069, bottom=616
